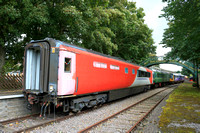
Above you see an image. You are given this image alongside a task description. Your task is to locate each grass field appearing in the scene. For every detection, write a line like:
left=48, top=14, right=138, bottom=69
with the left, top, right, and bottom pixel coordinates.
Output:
left=159, top=83, right=200, bottom=132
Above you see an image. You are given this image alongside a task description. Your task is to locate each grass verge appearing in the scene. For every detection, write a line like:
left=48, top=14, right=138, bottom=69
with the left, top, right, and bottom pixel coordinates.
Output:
left=159, top=83, right=200, bottom=132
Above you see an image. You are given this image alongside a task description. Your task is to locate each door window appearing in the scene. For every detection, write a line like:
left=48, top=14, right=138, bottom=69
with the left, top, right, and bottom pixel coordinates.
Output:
left=64, top=58, right=71, bottom=72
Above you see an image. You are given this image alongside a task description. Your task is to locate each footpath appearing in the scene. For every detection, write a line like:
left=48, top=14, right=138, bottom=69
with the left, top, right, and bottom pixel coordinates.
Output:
left=159, top=82, right=200, bottom=132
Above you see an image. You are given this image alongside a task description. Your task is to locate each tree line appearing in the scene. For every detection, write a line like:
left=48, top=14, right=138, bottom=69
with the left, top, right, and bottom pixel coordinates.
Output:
left=161, top=0, right=200, bottom=78
left=0, top=0, right=156, bottom=73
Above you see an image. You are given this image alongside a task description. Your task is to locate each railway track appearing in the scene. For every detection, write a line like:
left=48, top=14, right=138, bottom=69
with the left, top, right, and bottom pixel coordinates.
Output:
left=0, top=109, right=85, bottom=133
left=12, top=114, right=72, bottom=133
left=0, top=101, right=112, bottom=132
left=0, top=113, right=39, bottom=125
left=0, top=113, right=55, bottom=133
left=78, top=85, right=176, bottom=133
left=0, top=85, right=177, bottom=133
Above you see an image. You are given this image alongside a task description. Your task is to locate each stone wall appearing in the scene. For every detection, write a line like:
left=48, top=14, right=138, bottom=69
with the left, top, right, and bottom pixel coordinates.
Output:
left=0, top=96, right=32, bottom=121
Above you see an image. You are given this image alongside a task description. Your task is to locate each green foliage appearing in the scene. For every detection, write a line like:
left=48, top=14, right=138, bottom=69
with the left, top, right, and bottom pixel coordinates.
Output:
left=181, top=67, right=193, bottom=77
left=175, top=71, right=181, bottom=73
left=0, top=0, right=155, bottom=73
left=192, top=82, right=197, bottom=87
left=161, top=0, right=200, bottom=63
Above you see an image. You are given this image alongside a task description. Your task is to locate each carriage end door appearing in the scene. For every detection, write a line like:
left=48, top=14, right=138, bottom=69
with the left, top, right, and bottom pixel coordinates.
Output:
left=58, top=51, right=76, bottom=95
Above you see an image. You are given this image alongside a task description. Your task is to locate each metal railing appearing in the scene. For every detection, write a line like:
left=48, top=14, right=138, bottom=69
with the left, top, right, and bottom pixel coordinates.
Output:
left=140, top=56, right=196, bottom=72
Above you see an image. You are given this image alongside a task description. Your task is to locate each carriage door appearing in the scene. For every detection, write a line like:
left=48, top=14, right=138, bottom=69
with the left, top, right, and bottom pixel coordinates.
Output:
left=58, top=50, right=76, bottom=95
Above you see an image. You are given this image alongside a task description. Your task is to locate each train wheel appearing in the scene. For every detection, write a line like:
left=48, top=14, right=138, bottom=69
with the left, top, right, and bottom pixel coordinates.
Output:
left=155, top=84, right=159, bottom=88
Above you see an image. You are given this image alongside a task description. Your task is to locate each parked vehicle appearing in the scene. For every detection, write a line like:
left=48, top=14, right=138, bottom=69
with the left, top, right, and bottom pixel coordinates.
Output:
left=173, top=73, right=185, bottom=83
left=23, top=38, right=153, bottom=114
left=151, top=69, right=185, bottom=88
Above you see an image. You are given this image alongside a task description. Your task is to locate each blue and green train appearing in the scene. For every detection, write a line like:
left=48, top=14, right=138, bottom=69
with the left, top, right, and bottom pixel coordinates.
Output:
left=152, top=69, right=184, bottom=88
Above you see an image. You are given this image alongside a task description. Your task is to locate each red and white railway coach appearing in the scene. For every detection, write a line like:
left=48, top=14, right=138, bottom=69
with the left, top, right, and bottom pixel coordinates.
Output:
left=23, top=38, right=153, bottom=113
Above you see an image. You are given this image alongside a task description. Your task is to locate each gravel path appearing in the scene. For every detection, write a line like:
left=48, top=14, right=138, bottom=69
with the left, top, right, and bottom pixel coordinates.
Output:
left=82, top=88, right=174, bottom=133
left=31, top=86, right=176, bottom=133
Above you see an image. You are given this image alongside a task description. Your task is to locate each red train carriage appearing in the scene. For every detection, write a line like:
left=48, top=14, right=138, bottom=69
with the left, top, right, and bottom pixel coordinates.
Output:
left=23, top=38, right=153, bottom=114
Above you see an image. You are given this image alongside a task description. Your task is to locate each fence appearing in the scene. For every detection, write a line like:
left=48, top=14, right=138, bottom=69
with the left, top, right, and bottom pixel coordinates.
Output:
left=0, top=74, right=23, bottom=94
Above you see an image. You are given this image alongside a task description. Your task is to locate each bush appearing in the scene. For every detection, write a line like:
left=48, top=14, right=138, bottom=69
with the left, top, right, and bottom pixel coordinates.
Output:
left=192, top=82, right=197, bottom=87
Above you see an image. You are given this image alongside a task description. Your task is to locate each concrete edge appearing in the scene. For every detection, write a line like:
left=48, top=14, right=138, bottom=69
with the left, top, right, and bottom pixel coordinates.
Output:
left=0, top=94, right=24, bottom=100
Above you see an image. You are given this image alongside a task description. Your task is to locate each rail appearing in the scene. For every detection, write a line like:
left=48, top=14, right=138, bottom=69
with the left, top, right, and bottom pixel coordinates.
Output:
left=78, top=85, right=176, bottom=133
left=0, top=85, right=177, bottom=133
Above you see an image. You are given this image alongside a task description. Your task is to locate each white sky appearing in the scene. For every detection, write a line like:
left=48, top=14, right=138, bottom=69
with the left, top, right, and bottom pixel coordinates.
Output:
left=132, top=0, right=182, bottom=72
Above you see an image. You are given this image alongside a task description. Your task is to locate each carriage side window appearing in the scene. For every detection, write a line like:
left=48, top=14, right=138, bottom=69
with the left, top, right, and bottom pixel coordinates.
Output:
left=125, top=68, right=128, bottom=74
left=132, top=69, right=135, bottom=74
left=64, top=58, right=71, bottom=72
left=153, top=72, right=156, bottom=78
left=170, top=74, right=173, bottom=79
left=146, top=72, right=151, bottom=77
left=138, top=71, right=145, bottom=77
left=137, top=70, right=150, bottom=77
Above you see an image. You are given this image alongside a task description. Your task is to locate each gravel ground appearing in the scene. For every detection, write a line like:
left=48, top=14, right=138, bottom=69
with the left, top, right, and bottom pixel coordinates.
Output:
left=30, top=86, right=176, bottom=133
left=86, top=88, right=174, bottom=133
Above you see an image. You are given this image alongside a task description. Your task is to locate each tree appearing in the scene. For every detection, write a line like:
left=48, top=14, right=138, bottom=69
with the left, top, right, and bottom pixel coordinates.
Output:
left=161, top=0, right=200, bottom=87
left=0, top=0, right=155, bottom=73
left=0, top=1, right=22, bottom=73
left=181, top=67, right=192, bottom=77
left=161, top=0, right=200, bottom=63
left=110, top=1, right=155, bottom=63
left=81, top=1, right=156, bottom=63
left=0, top=0, right=88, bottom=73
left=175, top=71, right=181, bottom=74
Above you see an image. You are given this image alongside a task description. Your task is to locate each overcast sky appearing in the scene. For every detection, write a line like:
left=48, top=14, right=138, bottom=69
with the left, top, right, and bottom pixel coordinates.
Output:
left=132, top=0, right=182, bottom=72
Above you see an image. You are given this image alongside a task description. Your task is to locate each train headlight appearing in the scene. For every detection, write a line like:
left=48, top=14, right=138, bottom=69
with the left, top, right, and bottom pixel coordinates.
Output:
left=49, top=85, right=54, bottom=93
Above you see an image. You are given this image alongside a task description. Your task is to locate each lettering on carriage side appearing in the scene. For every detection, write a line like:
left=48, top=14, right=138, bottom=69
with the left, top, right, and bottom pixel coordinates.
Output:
left=93, top=61, right=107, bottom=69
left=110, top=65, right=120, bottom=70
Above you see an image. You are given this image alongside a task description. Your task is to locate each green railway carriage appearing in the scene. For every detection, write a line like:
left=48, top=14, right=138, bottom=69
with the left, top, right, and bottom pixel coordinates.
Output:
left=152, top=70, right=171, bottom=88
